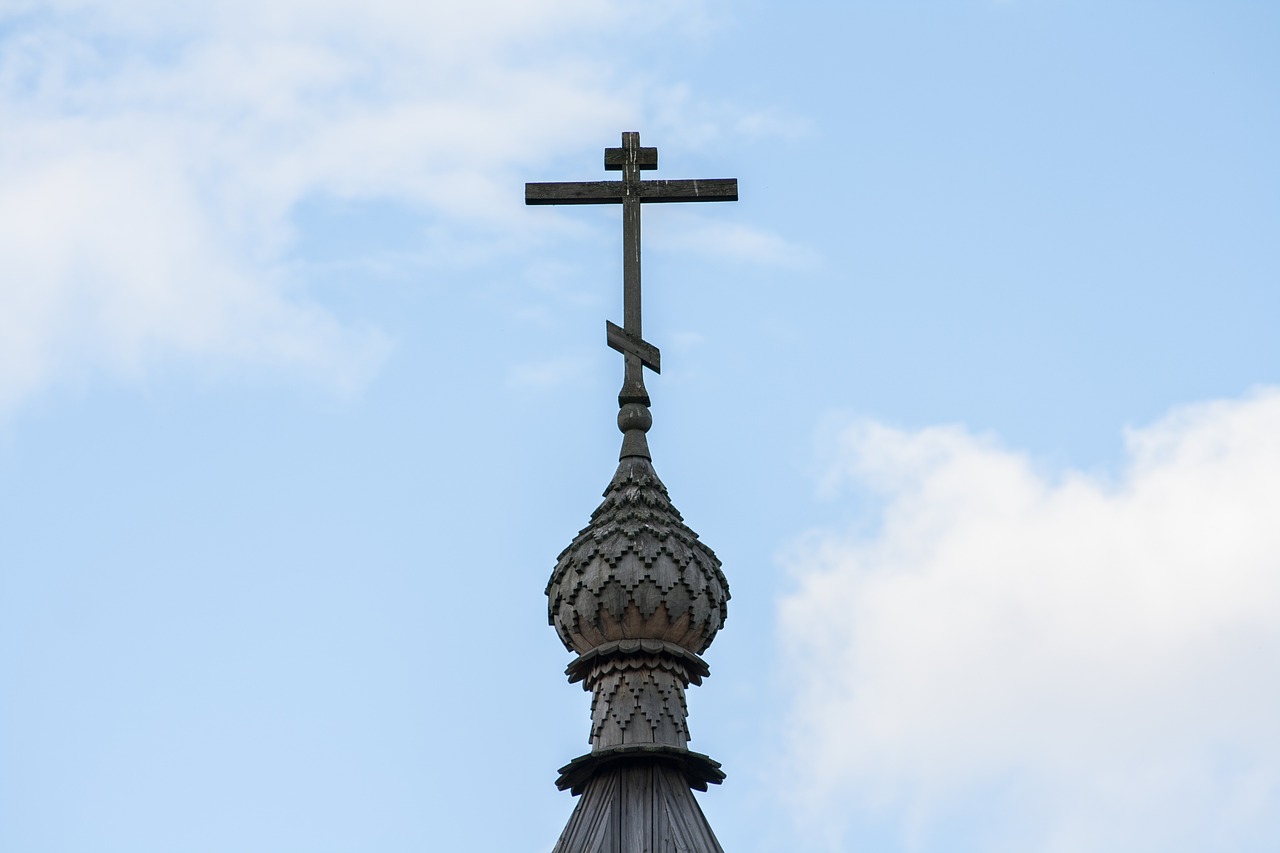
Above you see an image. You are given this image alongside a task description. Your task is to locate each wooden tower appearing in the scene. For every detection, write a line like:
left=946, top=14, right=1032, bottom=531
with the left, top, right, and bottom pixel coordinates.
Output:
left=527, top=133, right=738, bottom=852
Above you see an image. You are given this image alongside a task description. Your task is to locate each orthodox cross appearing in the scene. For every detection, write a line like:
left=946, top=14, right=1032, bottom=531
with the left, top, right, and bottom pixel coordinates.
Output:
left=526, top=132, right=737, bottom=408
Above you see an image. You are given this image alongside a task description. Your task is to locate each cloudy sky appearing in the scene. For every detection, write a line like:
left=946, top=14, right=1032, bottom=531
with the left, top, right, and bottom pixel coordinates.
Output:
left=2, top=1, right=1278, bottom=851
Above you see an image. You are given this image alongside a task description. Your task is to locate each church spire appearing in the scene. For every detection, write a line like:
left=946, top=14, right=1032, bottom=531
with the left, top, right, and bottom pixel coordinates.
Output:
left=527, top=133, right=738, bottom=852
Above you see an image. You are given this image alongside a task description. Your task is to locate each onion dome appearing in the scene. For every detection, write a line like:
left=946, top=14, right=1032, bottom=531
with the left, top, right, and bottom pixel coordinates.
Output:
left=546, top=454, right=730, bottom=657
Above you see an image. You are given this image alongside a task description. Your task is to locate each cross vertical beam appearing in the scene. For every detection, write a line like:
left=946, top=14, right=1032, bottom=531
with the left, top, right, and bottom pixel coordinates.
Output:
left=619, top=132, right=647, bottom=405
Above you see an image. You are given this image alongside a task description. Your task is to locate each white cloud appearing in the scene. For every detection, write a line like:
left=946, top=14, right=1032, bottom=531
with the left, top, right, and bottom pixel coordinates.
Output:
left=652, top=211, right=819, bottom=269
left=732, top=108, right=814, bottom=141
left=777, top=389, right=1280, bottom=852
left=0, top=0, right=756, bottom=413
left=505, top=354, right=591, bottom=392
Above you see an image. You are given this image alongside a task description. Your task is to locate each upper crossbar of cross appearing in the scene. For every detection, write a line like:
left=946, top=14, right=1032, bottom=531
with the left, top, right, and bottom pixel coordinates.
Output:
left=526, top=132, right=737, bottom=407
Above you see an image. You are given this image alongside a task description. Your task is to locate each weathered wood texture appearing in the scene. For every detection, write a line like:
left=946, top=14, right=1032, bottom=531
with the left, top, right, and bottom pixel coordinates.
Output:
left=566, top=639, right=709, bottom=685
left=546, top=456, right=729, bottom=656
left=525, top=179, right=738, bottom=204
left=552, top=763, right=726, bottom=853
left=607, top=321, right=661, bottom=373
left=586, top=654, right=692, bottom=750
left=557, top=745, right=724, bottom=795
left=604, top=144, right=657, bottom=170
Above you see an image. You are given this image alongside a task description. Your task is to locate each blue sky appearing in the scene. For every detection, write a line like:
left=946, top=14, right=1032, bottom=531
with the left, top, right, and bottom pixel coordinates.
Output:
left=2, top=2, right=1278, bottom=851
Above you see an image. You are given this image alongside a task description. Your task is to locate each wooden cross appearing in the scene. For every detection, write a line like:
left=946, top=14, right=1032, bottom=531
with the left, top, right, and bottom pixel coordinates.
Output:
left=526, top=132, right=738, bottom=405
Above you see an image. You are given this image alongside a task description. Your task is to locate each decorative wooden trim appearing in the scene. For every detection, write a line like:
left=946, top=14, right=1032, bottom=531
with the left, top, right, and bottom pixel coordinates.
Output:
left=565, top=639, right=710, bottom=685
left=556, top=745, right=726, bottom=795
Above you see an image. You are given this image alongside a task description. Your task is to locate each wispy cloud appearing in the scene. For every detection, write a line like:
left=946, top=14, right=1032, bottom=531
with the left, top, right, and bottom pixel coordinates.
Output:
left=652, top=212, right=819, bottom=269
left=777, top=389, right=1280, bottom=852
left=505, top=354, right=592, bottom=392
left=0, top=0, right=738, bottom=413
left=732, top=109, right=814, bottom=141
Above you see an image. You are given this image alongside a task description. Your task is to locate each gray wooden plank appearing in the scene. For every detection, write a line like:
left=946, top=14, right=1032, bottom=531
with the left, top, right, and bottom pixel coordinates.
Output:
left=525, top=180, right=624, bottom=204
left=638, top=179, right=738, bottom=203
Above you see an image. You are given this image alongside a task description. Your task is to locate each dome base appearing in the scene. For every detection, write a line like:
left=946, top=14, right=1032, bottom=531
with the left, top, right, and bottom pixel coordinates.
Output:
left=552, top=759, right=725, bottom=853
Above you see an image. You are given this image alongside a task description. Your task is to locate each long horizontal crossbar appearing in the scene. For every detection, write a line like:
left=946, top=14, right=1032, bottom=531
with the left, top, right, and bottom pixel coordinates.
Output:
left=525, top=178, right=738, bottom=205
